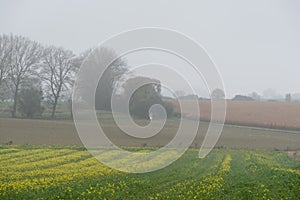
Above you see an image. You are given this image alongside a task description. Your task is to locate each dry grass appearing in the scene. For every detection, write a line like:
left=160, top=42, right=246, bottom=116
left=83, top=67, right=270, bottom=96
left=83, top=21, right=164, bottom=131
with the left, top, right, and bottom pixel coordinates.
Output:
left=170, top=100, right=300, bottom=130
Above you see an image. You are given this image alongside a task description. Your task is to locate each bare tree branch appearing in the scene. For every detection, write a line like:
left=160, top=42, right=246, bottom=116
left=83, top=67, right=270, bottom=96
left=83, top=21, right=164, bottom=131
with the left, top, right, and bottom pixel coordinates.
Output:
left=0, top=34, right=13, bottom=87
left=7, top=35, right=42, bottom=117
left=40, top=46, right=76, bottom=118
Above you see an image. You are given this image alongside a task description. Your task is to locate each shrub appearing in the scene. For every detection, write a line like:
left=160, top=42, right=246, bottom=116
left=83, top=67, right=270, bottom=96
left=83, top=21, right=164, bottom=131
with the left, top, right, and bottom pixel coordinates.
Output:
left=18, top=87, right=43, bottom=118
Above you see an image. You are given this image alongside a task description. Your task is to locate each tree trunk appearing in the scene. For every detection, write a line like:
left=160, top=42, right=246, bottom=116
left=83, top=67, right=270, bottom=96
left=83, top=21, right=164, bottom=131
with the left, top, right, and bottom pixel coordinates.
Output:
left=51, top=98, right=58, bottom=119
left=12, top=85, right=19, bottom=118
left=69, top=100, right=73, bottom=119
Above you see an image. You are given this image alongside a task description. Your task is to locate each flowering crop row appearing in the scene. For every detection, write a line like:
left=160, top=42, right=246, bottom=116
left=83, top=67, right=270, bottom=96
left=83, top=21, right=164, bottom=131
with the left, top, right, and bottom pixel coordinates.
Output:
left=0, top=146, right=299, bottom=199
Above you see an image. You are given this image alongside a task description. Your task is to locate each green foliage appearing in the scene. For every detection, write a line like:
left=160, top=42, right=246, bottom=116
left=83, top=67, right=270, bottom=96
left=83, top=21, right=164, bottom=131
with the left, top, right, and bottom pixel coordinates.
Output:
left=124, top=76, right=174, bottom=119
left=129, top=84, right=161, bottom=119
left=18, top=87, right=43, bottom=118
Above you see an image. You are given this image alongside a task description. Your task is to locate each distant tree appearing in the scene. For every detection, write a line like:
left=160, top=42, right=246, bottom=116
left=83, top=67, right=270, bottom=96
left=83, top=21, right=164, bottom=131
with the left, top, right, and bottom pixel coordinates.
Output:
left=40, top=46, right=77, bottom=118
left=0, top=81, right=12, bottom=102
left=249, top=92, right=261, bottom=101
left=7, top=35, right=42, bottom=117
left=211, top=88, right=225, bottom=100
left=285, top=93, right=292, bottom=102
left=123, top=76, right=173, bottom=119
left=263, top=88, right=282, bottom=100
left=18, top=85, right=43, bottom=118
left=175, top=90, right=186, bottom=98
left=0, top=34, right=12, bottom=87
left=76, top=47, right=127, bottom=111
left=232, top=95, right=254, bottom=101
left=96, top=49, right=127, bottom=110
left=178, top=94, right=198, bottom=100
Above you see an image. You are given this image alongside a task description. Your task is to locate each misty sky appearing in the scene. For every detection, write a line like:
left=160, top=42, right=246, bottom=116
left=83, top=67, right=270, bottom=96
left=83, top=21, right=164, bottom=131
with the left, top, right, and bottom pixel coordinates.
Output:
left=0, top=0, right=299, bottom=98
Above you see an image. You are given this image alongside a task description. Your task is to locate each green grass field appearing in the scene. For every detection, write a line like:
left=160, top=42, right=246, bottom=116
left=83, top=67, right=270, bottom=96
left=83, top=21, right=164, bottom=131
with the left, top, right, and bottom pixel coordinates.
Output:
left=0, top=145, right=299, bottom=200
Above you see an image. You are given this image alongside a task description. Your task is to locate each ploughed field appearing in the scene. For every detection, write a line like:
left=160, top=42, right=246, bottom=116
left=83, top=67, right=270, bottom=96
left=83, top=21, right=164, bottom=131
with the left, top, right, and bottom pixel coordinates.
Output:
left=0, top=145, right=299, bottom=200
left=1, top=117, right=300, bottom=150
left=170, top=100, right=300, bottom=130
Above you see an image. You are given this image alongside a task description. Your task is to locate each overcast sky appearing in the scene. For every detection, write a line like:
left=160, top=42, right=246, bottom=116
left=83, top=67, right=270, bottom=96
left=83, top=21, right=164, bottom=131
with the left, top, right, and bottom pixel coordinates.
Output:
left=1, top=0, right=299, bottom=98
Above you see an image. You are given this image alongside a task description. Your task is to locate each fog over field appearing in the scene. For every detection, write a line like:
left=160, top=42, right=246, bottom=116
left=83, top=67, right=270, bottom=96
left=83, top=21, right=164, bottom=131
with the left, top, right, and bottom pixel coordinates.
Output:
left=1, top=1, right=300, bottom=199
left=1, top=0, right=300, bottom=97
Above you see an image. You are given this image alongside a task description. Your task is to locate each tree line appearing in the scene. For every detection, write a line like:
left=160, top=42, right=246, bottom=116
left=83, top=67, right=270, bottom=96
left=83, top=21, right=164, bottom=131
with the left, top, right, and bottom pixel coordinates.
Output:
left=0, top=34, right=129, bottom=118
left=0, top=34, right=172, bottom=119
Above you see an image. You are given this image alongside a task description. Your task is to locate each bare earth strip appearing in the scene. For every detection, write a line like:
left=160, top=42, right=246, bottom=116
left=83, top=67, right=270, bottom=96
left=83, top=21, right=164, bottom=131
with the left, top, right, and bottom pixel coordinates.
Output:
left=0, top=118, right=299, bottom=150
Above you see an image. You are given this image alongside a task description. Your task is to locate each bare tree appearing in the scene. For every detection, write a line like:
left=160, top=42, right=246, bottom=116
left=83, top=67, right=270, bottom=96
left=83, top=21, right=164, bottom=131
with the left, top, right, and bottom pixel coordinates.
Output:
left=285, top=93, right=292, bottom=102
left=41, top=46, right=76, bottom=118
left=211, top=88, right=225, bottom=100
left=95, top=48, right=127, bottom=110
left=249, top=92, right=261, bottom=101
left=8, top=35, right=42, bottom=117
left=0, top=34, right=12, bottom=86
left=75, top=47, right=127, bottom=111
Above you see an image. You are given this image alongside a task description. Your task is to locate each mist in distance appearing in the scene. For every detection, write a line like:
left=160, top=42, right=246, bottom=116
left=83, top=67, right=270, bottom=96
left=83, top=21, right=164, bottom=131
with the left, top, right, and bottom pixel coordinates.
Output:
left=0, top=0, right=299, bottom=98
